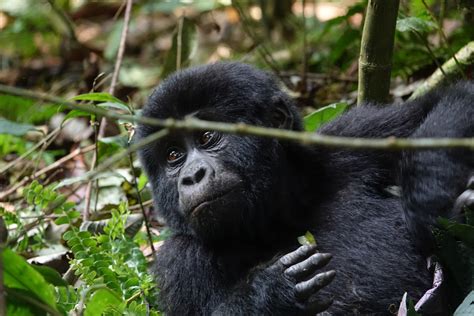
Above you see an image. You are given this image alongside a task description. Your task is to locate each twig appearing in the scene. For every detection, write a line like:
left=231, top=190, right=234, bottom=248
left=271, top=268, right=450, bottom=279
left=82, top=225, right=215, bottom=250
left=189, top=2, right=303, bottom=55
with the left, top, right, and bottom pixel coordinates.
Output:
left=176, top=15, right=184, bottom=71
left=0, top=145, right=95, bottom=201
left=233, top=1, right=281, bottom=75
left=0, top=127, right=61, bottom=175
left=0, top=84, right=472, bottom=150
left=127, top=152, right=156, bottom=255
left=421, top=0, right=466, bottom=79
left=0, top=218, right=7, bottom=316
left=108, top=0, right=133, bottom=97
left=413, top=30, right=447, bottom=78
left=85, top=0, right=133, bottom=219
left=129, top=200, right=153, bottom=212
left=301, top=0, right=308, bottom=93
left=83, top=118, right=99, bottom=220
left=411, top=41, right=474, bottom=99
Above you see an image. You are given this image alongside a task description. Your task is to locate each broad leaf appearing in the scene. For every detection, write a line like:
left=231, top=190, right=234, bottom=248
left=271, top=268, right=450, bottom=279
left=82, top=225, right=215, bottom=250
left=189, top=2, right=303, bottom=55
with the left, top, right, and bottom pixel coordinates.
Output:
left=304, top=102, right=348, bottom=132
left=2, top=248, right=58, bottom=310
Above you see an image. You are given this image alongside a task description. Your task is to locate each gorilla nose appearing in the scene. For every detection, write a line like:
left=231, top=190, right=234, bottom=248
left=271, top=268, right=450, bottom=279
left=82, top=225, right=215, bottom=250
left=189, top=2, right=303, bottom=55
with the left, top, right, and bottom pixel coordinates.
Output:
left=180, top=160, right=213, bottom=187
left=181, top=166, right=207, bottom=186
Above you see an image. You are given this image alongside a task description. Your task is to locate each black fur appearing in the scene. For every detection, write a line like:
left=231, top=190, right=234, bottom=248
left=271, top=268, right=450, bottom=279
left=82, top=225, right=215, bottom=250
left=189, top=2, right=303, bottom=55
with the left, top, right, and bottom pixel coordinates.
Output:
left=138, top=62, right=474, bottom=315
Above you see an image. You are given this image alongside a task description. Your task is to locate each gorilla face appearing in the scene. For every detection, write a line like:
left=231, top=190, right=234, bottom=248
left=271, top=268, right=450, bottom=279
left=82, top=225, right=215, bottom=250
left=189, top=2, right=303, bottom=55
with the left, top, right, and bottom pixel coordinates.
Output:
left=142, top=129, right=285, bottom=242
left=138, top=63, right=301, bottom=243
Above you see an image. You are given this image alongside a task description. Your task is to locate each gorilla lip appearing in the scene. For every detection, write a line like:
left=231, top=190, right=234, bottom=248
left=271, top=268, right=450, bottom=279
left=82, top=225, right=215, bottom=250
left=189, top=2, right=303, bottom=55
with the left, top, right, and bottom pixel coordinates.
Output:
left=190, top=187, right=239, bottom=216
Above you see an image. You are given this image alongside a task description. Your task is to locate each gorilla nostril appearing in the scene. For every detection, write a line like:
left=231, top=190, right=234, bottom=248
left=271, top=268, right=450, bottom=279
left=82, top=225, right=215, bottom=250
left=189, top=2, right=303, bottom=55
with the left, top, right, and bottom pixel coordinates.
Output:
left=194, top=168, right=206, bottom=183
left=181, top=176, right=194, bottom=186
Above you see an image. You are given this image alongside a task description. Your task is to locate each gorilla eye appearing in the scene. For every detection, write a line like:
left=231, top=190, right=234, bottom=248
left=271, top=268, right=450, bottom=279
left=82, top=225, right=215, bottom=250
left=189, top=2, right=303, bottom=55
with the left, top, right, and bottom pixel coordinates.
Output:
left=167, top=148, right=183, bottom=163
left=199, top=131, right=215, bottom=146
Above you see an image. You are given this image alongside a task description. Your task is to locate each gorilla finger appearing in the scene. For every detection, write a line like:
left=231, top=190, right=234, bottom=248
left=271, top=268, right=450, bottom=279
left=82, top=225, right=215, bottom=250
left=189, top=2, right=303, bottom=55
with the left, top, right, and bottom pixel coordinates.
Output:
left=467, top=175, right=474, bottom=189
left=295, top=270, right=336, bottom=300
left=284, top=253, right=332, bottom=280
left=453, top=189, right=474, bottom=215
left=304, top=297, right=334, bottom=314
left=279, top=245, right=318, bottom=267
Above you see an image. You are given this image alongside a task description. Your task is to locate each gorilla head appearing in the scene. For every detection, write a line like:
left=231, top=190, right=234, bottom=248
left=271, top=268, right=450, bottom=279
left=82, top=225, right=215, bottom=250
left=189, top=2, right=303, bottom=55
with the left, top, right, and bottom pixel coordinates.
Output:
left=138, top=63, right=306, bottom=244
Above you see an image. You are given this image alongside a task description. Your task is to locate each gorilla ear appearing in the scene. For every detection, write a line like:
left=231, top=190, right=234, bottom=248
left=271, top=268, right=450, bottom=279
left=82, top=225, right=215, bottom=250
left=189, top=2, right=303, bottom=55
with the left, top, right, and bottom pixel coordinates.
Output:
left=271, top=95, right=295, bottom=129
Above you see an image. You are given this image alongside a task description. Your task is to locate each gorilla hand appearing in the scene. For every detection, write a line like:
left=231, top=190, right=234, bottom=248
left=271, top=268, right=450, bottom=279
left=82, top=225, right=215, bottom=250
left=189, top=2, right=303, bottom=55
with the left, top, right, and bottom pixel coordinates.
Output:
left=255, top=245, right=335, bottom=315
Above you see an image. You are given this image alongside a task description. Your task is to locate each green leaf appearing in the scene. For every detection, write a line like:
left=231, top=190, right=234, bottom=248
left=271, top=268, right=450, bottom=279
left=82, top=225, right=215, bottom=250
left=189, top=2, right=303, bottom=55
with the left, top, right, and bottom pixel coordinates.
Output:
left=0, top=95, right=60, bottom=124
left=84, top=288, right=123, bottom=316
left=407, top=297, right=419, bottom=316
left=71, top=93, right=126, bottom=105
left=68, top=210, right=81, bottom=220
left=0, top=118, right=36, bottom=136
left=63, top=230, right=75, bottom=241
left=396, top=17, right=436, bottom=33
left=6, top=287, right=46, bottom=316
left=137, top=173, right=148, bottom=191
left=297, top=231, right=317, bottom=246
left=6, top=303, right=36, bottom=316
left=2, top=248, right=58, bottom=310
left=304, top=102, right=348, bottom=132
left=54, top=216, right=70, bottom=225
left=97, top=102, right=131, bottom=113
left=438, top=218, right=474, bottom=248
left=32, top=265, right=68, bottom=287
left=98, top=136, right=127, bottom=160
left=63, top=110, right=92, bottom=122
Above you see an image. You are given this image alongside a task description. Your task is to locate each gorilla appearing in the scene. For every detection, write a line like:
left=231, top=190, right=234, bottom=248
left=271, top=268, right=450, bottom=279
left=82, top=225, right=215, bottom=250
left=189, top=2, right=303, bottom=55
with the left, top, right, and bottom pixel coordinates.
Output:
left=137, top=62, right=474, bottom=315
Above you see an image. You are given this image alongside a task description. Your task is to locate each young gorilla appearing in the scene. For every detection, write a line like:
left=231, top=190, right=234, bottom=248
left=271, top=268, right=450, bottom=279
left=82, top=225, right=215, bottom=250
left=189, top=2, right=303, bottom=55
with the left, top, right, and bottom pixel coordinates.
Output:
left=138, top=63, right=474, bottom=315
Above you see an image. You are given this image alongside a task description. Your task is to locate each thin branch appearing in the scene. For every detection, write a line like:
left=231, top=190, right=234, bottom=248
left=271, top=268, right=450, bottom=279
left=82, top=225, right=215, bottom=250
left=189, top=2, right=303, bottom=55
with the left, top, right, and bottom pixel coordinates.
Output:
left=0, top=218, right=6, bottom=316
left=0, top=145, right=95, bottom=201
left=233, top=1, right=281, bottom=75
left=413, top=29, right=447, bottom=78
left=108, top=0, right=133, bottom=97
left=85, top=0, right=133, bottom=218
left=0, top=127, right=61, bottom=175
left=411, top=41, right=474, bottom=99
left=128, top=151, right=156, bottom=256
left=176, top=15, right=184, bottom=71
left=421, top=0, right=466, bottom=79
left=301, top=0, right=308, bottom=92
left=0, top=84, right=472, bottom=150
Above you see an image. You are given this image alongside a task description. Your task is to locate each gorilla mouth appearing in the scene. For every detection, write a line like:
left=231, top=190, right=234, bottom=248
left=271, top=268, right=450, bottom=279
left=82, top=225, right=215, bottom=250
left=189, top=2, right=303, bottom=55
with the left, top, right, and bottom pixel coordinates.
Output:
left=190, top=187, right=240, bottom=216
